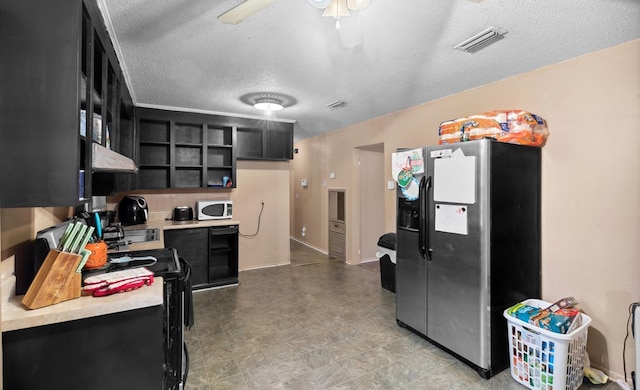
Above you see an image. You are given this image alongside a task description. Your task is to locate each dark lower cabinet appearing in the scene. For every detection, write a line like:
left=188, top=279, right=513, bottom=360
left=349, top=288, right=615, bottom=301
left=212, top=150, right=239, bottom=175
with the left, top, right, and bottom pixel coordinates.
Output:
left=208, top=226, right=239, bottom=286
left=3, top=305, right=163, bottom=390
left=164, top=225, right=238, bottom=289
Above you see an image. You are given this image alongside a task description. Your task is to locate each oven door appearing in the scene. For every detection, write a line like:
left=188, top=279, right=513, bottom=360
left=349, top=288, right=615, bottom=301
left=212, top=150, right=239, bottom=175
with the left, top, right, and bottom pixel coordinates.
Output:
left=162, top=259, right=192, bottom=390
left=178, top=257, right=194, bottom=389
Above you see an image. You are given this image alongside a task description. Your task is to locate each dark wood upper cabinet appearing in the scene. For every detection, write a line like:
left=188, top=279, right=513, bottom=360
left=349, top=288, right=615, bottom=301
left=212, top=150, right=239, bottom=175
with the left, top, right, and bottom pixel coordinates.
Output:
left=0, top=0, right=134, bottom=207
left=237, top=121, right=294, bottom=161
left=93, top=82, right=137, bottom=196
left=135, top=108, right=238, bottom=190
left=135, top=108, right=294, bottom=190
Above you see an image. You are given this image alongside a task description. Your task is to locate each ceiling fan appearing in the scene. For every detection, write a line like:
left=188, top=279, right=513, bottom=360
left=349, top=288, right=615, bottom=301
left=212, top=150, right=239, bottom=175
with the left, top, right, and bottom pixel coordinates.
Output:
left=218, top=0, right=371, bottom=25
left=218, top=0, right=484, bottom=25
left=218, top=0, right=278, bottom=25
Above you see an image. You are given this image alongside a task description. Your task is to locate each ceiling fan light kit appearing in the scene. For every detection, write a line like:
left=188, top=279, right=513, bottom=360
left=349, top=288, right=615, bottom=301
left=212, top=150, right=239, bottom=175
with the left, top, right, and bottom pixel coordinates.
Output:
left=322, top=0, right=350, bottom=18
left=317, top=0, right=371, bottom=29
left=218, top=0, right=372, bottom=28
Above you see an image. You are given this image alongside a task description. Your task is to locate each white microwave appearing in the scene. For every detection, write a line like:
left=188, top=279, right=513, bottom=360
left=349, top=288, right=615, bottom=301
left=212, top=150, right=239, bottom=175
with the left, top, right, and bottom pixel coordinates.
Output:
left=196, top=200, right=232, bottom=220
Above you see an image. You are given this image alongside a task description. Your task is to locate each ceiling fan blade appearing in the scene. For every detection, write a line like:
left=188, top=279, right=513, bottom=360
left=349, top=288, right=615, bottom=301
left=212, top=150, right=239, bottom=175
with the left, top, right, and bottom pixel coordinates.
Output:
left=218, top=0, right=278, bottom=25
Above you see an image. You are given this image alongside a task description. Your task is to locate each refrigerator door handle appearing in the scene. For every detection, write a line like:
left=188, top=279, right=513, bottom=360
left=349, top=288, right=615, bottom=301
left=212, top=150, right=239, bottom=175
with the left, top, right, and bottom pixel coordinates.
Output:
left=421, top=175, right=432, bottom=261
left=419, top=176, right=432, bottom=260
left=418, top=176, right=426, bottom=259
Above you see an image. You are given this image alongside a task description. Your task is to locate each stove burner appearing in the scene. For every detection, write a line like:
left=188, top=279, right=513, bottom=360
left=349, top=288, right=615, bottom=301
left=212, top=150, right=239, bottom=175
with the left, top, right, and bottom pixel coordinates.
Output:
left=83, top=248, right=180, bottom=281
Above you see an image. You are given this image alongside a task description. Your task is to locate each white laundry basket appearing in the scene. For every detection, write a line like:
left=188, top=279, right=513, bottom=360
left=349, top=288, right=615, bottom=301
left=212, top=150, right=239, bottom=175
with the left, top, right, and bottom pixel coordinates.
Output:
left=503, top=299, right=592, bottom=390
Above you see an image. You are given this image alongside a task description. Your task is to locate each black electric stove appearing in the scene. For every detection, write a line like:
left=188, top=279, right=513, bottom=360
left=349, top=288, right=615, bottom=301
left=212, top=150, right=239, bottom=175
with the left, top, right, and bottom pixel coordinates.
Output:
left=85, top=247, right=192, bottom=390
left=122, top=248, right=182, bottom=279
left=82, top=248, right=182, bottom=279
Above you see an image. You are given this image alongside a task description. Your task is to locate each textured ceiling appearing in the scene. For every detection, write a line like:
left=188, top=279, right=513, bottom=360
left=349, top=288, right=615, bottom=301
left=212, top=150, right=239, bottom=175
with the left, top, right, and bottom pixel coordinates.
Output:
left=98, top=0, right=640, bottom=141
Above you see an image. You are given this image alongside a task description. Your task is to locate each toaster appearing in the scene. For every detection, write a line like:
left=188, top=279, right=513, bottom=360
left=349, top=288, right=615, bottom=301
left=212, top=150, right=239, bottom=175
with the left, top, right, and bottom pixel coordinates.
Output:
left=173, top=206, right=194, bottom=221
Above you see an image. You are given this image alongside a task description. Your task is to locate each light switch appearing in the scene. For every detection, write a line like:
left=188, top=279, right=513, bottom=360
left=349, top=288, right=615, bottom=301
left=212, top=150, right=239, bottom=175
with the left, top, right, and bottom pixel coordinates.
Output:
left=329, top=172, right=336, bottom=179
left=301, top=179, right=308, bottom=187
left=387, top=180, right=395, bottom=190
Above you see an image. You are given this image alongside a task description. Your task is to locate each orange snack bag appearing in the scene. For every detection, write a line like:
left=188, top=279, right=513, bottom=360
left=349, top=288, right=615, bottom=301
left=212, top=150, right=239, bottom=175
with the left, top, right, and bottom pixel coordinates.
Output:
left=438, top=110, right=549, bottom=147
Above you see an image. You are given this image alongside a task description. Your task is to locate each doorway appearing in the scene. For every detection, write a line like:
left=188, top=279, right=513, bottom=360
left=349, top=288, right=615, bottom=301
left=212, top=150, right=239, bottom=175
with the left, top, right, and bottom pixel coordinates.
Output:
left=356, top=144, right=385, bottom=264
left=328, top=189, right=346, bottom=261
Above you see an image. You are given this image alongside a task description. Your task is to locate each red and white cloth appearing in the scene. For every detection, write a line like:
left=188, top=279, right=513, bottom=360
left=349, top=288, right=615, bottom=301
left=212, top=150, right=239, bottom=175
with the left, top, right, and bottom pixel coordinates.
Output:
left=83, top=268, right=154, bottom=297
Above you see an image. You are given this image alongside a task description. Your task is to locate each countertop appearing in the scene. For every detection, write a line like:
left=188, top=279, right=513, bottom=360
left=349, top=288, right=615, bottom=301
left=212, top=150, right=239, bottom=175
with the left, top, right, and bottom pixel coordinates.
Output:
left=131, top=218, right=239, bottom=231
left=1, top=218, right=238, bottom=333
left=1, top=274, right=163, bottom=332
left=120, top=218, right=239, bottom=252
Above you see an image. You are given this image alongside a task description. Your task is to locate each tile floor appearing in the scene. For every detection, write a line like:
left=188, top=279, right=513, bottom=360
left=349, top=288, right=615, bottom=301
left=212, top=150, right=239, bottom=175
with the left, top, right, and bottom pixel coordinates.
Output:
left=184, top=241, right=622, bottom=390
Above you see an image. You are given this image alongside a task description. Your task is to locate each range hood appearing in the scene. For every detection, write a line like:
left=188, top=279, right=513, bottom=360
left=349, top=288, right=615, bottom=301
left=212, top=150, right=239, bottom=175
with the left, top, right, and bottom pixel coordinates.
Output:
left=92, top=143, right=138, bottom=173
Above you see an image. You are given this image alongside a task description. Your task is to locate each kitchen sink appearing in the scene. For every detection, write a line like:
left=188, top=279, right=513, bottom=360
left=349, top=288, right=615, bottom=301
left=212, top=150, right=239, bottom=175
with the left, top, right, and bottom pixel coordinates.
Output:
left=123, top=228, right=160, bottom=243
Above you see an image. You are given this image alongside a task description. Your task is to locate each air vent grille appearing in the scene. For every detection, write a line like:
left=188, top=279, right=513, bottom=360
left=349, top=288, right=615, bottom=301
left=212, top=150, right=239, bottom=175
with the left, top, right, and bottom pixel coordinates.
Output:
left=326, top=100, right=346, bottom=108
left=453, top=27, right=507, bottom=53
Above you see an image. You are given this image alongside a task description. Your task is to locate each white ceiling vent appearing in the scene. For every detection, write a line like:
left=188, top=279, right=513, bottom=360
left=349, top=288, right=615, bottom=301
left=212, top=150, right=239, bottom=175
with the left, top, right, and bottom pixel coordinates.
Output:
left=326, top=100, right=347, bottom=108
left=453, top=27, right=507, bottom=53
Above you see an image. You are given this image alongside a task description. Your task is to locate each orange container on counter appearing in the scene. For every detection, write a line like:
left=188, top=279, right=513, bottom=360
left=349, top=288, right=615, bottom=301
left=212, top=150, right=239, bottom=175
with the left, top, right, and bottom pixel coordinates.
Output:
left=84, top=241, right=108, bottom=269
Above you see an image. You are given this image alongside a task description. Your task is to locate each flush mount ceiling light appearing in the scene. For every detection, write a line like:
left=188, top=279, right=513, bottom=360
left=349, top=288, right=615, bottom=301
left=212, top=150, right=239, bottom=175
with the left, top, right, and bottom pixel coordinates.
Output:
left=308, top=0, right=371, bottom=29
left=254, top=97, right=284, bottom=112
left=240, top=92, right=297, bottom=115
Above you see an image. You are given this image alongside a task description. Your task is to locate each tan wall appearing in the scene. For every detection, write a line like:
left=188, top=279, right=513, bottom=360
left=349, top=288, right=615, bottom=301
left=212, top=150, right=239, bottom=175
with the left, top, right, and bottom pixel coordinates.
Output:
left=1, top=208, right=71, bottom=251
left=234, top=160, right=291, bottom=269
left=291, top=39, right=640, bottom=379
left=110, top=160, right=291, bottom=271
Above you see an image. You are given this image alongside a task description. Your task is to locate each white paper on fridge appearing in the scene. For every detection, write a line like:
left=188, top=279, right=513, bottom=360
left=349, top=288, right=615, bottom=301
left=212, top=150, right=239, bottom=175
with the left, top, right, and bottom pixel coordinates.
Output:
left=435, top=204, right=468, bottom=235
left=433, top=155, right=476, bottom=204
left=391, top=148, right=425, bottom=181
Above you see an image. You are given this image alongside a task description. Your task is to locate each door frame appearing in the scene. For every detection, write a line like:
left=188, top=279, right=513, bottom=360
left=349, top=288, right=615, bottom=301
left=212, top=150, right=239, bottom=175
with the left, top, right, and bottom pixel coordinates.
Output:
left=353, top=143, right=385, bottom=264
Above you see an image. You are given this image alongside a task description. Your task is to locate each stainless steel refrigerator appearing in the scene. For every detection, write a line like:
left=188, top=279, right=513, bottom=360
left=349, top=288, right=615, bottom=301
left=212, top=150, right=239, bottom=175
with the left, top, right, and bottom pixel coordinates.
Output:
left=395, top=139, right=541, bottom=378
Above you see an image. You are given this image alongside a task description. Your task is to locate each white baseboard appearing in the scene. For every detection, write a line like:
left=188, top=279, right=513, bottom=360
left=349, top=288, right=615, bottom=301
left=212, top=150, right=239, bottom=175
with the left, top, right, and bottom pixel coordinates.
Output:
left=239, top=262, right=290, bottom=272
left=290, top=237, right=328, bottom=255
